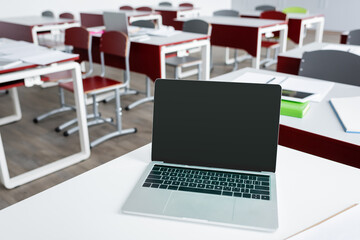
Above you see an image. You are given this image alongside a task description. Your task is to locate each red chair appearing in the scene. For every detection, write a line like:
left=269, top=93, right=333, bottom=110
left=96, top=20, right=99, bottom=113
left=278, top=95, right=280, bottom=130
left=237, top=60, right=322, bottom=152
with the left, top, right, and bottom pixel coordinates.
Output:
left=59, top=31, right=136, bottom=147
left=179, top=3, right=194, bottom=8
left=119, top=5, right=133, bottom=10
left=59, top=12, right=74, bottom=19
left=34, top=27, right=94, bottom=123
left=259, top=11, right=287, bottom=68
left=135, top=7, right=153, bottom=12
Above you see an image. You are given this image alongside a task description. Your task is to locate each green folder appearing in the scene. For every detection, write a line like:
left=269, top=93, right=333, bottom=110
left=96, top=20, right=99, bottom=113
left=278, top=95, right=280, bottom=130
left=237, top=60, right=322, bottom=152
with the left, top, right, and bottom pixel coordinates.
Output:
left=280, top=100, right=310, bottom=118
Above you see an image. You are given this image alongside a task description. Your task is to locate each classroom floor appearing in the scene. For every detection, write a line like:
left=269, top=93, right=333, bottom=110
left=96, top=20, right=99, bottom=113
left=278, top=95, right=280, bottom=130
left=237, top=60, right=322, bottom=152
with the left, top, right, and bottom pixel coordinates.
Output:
left=0, top=30, right=341, bottom=210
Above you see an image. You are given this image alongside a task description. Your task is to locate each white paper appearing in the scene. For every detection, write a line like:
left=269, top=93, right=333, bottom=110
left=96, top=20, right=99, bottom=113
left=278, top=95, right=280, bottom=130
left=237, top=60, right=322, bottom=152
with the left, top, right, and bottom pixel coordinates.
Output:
left=288, top=204, right=360, bottom=240
left=330, top=96, right=360, bottom=133
left=146, top=28, right=180, bottom=37
left=232, top=72, right=287, bottom=84
left=280, top=77, right=334, bottom=102
left=21, top=51, right=78, bottom=65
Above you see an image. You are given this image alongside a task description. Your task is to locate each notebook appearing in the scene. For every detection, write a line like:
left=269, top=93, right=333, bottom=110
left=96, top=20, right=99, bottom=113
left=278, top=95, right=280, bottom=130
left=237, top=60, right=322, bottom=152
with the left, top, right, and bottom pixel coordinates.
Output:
left=123, top=79, right=282, bottom=231
left=330, top=96, right=360, bottom=133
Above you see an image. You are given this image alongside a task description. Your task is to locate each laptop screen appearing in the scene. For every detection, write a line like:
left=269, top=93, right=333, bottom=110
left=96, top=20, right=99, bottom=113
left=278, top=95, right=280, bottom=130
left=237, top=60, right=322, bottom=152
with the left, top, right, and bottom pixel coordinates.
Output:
left=103, top=11, right=128, bottom=34
left=152, top=79, right=282, bottom=173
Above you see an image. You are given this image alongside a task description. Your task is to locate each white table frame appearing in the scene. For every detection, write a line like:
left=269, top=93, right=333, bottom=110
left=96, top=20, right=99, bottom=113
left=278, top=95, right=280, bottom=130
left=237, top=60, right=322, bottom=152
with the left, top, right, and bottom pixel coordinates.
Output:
left=295, top=15, right=325, bottom=48
left=160, top=38, right=210, bottom=79
left=0, top=61, right=90, bottom=189
left=31, top=22, right=81, bottom=45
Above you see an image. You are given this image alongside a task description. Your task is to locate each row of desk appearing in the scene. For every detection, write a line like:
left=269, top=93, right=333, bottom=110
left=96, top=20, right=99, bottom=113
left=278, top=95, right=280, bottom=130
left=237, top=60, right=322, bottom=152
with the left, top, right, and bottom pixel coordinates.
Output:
left=0, top=7, right=359, bottom=239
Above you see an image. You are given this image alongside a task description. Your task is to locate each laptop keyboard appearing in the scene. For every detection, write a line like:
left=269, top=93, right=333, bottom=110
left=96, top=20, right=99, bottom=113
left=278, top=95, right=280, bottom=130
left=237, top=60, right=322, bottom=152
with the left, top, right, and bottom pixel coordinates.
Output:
left=142, top=165, right=270, bottom=200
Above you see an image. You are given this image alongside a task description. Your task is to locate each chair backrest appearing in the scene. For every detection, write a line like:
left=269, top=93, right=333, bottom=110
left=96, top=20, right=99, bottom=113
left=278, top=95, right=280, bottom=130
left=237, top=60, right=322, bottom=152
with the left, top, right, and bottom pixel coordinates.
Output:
left=100, top=31, right=129, bottom=58
left=299, top=50, right=360, bottom=86
left=131, top=20, right=155, bottom=29
left=59, top=12, right=74, bottom=19
left=136, top=7, right=153, bottom=12
left=65, top=27, right=93, bottom=77
left=159, top=2, right=172, bottom=6
left=260, top=10, right=287, bottom=21
left=65, top=27, right=90, bottom=49
left=213, top=9, right=239, bottom=17
left=282, top=6, right=308, bottom=14
left=179, top=3, right=193, bottom=7
left=119, top=5, right=133, bottom=10
left=183, top=19, right=211, bottom=35
left=42, top=10, right=54, bottom=18
left=255, top=5, right=276, bottom=11
left=347, top=29, right=360, bottom=45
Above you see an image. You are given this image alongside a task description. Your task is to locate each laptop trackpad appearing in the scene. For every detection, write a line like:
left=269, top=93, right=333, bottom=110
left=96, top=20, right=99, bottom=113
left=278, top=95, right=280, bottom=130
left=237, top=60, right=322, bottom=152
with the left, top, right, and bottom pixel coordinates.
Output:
left=163, top=191, right=235, bottom=222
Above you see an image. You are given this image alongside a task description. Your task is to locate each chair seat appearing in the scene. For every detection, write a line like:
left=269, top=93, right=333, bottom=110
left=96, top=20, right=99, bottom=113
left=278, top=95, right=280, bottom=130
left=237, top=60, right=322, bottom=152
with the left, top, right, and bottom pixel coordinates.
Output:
left=59, top=76, right=123, bottom=94
left=166, top=56, right=202, bottom=67
left=0, top=80, right=24, bottom=90
left=262, top=41, right=280, bottom=49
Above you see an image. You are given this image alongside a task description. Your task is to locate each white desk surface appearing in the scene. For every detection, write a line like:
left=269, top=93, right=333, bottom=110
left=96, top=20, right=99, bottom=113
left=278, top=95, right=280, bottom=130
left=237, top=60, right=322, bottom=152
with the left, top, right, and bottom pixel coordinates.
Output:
left=154, top=6, right=197, bottom=12
left=241, top=11, right=323, bottom=20
left=212, top=67, right=360, bottom=147
left=0, top=144, right=359, bottom=239
left=82, top=9, right=161, bottom=17
left=131, top=31, right=209, bottom=46
left=175, top=16, right=286, bottom=28
left=0, top=16, right=77, bottom=26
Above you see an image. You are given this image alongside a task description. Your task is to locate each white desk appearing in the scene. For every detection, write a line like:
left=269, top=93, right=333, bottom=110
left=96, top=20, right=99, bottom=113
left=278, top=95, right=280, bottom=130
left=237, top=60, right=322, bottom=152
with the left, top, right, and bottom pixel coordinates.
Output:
left=0, top=40, right=90, bottom=189
left=80, top=10, right=163, bottom=28
left=0, top=144, right=358, bottom=239
left=212, top=67, right=360, bottom=168
left=0, top=16, right=80, bottom=45
left=175, top=16, right=288, bottom=69
left=241, top=12, right=325, bottom=48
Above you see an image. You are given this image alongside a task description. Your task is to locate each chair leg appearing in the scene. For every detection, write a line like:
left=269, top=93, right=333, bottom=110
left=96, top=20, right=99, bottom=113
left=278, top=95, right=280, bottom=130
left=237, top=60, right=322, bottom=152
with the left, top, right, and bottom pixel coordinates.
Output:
left=197, top=63, right=202, bottom=80
left=233, top=50, right=239, bottom=71
left=63, top=94, right=111, bottom=136
left=90, top=88, right=136, bottom=148
left=33, top=86, right=75, bottom=123
left=125, top=77, right=154, bottom=111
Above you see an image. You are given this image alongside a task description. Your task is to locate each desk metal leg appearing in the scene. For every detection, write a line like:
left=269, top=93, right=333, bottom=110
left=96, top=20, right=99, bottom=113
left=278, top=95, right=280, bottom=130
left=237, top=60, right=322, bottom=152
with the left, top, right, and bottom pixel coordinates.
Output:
left=0, top=62, right=90, bottom=189
left=0, top=88, right=22, bottom=126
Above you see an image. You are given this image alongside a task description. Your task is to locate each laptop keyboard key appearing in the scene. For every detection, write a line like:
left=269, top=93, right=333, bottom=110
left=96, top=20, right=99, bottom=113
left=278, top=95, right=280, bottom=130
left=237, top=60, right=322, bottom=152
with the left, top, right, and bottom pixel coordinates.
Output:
left=151, top=184, right=160, bottom=188
left=222, top=191, right=233, bottom=196
left=142, top=183, right=151, bottom=187
left=168, top=185, right=178, bottom=190
left=164, top=180, right=172, bottom=185
left=206, top=185, right=214, bottom=189
left=145, top=179, right=163, bottom=184
left=188, top=183, right=197, bottom=188
left=150, top=171, right=161, bottom=175
left=258, top=177, right=269, bottom=182
left=252, top=194, right=261, bottom=199
left=148, top=174, right=161, bottom=179
left=255, top=185, right=270, bottom=191
left=180, top=182, right=188, bottom=186
left=159, top=184, right=168, bottom=189
left=234, top=193, right=242, bottom=197
left=261, top=182, right=270, bottom=186
left=261, top=195, right=270, bottom=200
left=178, top=186, right=221, bottom=195
left=243, top=193, right=251, bottom=198
left=250, top=190, right=270, bottom=195
left=214, top=186, right=223, bottom=191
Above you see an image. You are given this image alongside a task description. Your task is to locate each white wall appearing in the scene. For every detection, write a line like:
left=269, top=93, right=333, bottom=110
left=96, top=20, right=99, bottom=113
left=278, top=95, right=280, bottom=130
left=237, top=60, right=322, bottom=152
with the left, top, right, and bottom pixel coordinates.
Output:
left=232, top=0, right=360, bottom=32
left=0, top=0, right=231, bottom=19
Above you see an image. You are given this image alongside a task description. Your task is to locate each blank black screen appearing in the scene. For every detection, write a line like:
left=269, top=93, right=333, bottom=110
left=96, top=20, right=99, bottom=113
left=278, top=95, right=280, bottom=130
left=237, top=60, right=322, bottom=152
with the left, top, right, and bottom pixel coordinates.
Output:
left=152, top=79, right=282, bottom=173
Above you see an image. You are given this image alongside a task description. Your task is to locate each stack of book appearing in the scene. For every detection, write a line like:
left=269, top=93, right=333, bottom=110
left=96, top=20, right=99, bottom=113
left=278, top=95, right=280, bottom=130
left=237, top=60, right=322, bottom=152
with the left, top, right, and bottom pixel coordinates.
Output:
left=280, top=100, right=310, bottom=118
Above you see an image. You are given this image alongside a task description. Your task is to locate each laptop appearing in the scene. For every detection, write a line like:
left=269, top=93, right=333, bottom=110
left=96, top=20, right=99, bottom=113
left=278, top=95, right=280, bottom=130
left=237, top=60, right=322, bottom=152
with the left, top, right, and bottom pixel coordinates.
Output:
left=103, top=11, right=149, bottom=40
left=122, top=79, right=282, bottom=231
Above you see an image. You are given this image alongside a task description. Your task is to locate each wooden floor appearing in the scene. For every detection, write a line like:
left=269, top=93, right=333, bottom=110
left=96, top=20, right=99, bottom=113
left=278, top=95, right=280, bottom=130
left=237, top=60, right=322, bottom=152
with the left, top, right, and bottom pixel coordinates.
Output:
left=0, top=31, right=340, bottom=210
